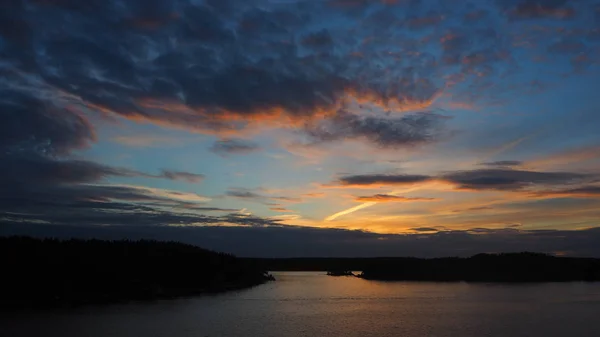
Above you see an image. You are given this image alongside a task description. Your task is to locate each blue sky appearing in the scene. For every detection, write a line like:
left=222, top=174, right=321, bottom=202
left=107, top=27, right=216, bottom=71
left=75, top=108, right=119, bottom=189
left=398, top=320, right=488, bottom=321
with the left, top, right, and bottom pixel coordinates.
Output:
left=1, top=0, right=600, bottom=256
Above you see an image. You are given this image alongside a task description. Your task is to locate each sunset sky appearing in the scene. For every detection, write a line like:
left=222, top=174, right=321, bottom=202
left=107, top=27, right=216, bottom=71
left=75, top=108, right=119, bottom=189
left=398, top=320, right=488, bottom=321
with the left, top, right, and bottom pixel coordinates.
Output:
left=2, top=0, right=600, bottom=256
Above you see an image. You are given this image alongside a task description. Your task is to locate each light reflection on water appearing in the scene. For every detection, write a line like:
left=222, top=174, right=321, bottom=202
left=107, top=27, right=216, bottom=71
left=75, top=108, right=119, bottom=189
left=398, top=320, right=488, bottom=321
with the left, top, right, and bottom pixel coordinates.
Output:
left=2, top=272, right=600, bottom=337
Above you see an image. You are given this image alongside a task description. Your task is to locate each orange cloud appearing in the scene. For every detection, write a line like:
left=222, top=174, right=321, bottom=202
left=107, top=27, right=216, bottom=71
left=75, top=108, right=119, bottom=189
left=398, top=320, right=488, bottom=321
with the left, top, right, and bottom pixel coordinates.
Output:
left=303, top=192, right=326, bottom=198
left=270, top=207, right=297, bottom=213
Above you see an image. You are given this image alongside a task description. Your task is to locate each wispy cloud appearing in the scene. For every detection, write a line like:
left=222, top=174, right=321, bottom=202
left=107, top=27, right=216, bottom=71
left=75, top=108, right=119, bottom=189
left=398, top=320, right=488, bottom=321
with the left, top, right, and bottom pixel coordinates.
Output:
left=480, top=160, right=523, bottom=168
left=335, top=174, right=433, bottom=187
left=226, top=188, right=302, bottom=204
left=210, top=139, right=262, bottom=156
left=158, top=170, right=205, bottom=184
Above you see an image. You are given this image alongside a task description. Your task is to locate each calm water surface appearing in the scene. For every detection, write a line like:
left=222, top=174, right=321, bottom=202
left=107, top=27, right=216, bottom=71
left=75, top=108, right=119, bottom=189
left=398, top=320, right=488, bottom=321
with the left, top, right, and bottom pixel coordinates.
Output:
left=2, top=272, right=600, bottom=337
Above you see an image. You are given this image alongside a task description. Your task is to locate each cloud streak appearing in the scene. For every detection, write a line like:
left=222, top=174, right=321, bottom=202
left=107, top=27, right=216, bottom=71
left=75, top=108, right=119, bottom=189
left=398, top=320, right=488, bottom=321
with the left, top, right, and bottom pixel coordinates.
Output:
left=158, top=170, right=205, bottom=183
left=354, top=194, right=438, bottom=202
left=336, top=174, right=433, bottom=187
left=210, top=139, right=262, bottom=156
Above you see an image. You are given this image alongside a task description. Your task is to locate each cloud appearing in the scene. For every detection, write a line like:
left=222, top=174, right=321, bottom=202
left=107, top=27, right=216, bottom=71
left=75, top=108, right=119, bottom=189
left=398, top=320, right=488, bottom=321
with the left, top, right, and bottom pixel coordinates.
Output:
left=354, top=194, right=438, bottom=202
left=158, top=170, right=205, bottom=183
left=303, top=192, right=326, bottom=198
left=301, top=29, right=334, bottom=50
left=441, top=168, right=593, bottom=191
left=453, top=206, right=494, bottom=213
left=0, top=176, right=287, bottom=229
left=305, top=111, right=447, bottom=148
left=226, top=189, right=265, bottom=200
left=409, top=227, right=442, bottom=232
left=0, top=88, right=225, bottom=229
left=0, top=0, right=450, bottom=137
left=226, top=188, right=302, bottom=204
left=329, top=167, right=596, bottom=199
left=480, top=160, right=523, bottom=167
left=72, top=184, right=211, bottom=204
left=270, top=207, right=296, bottom=213
left=502, top=0, right=576, bottom=20
left=0, top=155, right=140, bottom=187
left=1, top=0, right=596, bottom=147
left=3, top=222, right=600, bottom=258
left=210, top=139, right=262, bottom=156
left=0, top=91, right=95, bottom=157
left=336, top=174, right=433, bottom=187
left=536, top=185, right=600, bottom=198
left=1, top=0, right=600, bottom=241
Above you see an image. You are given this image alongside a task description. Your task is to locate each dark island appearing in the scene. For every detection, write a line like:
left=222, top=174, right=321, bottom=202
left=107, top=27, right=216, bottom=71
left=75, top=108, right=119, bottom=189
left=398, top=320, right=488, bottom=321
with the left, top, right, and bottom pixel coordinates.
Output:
left=253, top=253, right=600, bottom=282
left=0, top=237, right=274, bottom=309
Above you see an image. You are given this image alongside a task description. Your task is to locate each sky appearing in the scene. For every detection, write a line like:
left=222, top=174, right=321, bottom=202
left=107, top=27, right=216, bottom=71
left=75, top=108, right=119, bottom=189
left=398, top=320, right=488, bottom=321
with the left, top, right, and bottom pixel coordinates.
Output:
left=1, top=0, right=600, bottom=257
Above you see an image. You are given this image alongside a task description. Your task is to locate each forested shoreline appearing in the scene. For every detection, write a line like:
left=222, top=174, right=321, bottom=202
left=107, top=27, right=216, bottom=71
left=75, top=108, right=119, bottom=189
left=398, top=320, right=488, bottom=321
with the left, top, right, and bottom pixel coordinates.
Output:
left=3, top=236, right=599, bottom=310
left=0, top=237, right=273, bottom=309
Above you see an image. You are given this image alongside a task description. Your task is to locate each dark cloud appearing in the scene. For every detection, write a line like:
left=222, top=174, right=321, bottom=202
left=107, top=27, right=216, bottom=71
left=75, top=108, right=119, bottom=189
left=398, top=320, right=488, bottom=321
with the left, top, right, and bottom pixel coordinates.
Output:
left=3, top=222, right=600, bottom=258
left=336, top=174, right=433, bottom=186
left=306, top=111, right=447, bottom=148
left=158, top=170, right=205, bottom=183
left=210, top=139, right=262, bottom=156
left=1, top=0, right=447, bottom=135
left=332, top=168, right=595, bottom=191
left=0, top=155, right=138, bottom=187
left=0, top=91, right=221, bottom=230
left=501, top=0, right=576, bottom=20
left=0, top=179, right=281, bottom=230
left=442, top=168, right=592, bottom=191
left=301, top=30, right=334, bottom=50
left=0, top=0, right=517, bottom=145
left=480, top=160, right=523, bottom=167
left=355, top=194, right=437, bottom=202
left=466, top=206, right=494, bottom=211
left=409, top=227, right=443, bottom=232
left=1, top=0, right=596, bottom=149
left=2, top=0, right=597, bottom=121
left=226, top=189, right=265, bottom=200
left=0, top=91, right=95, bottom=157
left=226, top=188, right=302, bottom=204
left=536, top=185, right=600, bottom=197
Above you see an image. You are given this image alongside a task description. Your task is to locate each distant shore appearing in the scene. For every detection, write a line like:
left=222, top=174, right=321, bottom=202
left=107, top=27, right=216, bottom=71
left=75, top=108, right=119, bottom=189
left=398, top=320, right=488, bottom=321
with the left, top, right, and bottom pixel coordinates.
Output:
left=252, top=253, right=600, bottom=282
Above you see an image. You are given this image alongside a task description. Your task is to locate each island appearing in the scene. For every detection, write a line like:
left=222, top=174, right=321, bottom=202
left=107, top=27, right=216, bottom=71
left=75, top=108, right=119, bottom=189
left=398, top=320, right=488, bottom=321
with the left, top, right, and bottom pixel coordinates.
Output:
left=0, top=237, right=274, bottom=309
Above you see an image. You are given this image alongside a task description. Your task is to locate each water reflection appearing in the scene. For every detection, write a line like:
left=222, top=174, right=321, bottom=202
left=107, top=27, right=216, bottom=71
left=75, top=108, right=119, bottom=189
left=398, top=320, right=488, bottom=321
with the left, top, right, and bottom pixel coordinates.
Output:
left=2, top=272, right=600, bottom=337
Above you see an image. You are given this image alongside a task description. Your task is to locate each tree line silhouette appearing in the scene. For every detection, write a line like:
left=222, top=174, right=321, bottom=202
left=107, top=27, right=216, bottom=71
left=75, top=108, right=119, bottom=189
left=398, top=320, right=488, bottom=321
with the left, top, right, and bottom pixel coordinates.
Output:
left=0, top=237, right=273, bottom=309
left=253, top=253, right=600, bottom=282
